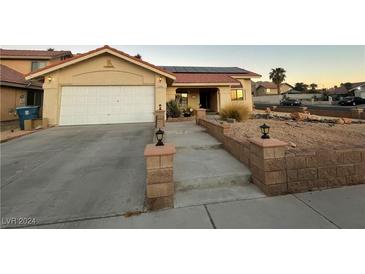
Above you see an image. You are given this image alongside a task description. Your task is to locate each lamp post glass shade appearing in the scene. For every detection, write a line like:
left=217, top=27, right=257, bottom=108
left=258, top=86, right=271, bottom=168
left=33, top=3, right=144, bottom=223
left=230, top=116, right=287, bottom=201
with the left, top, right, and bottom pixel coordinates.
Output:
left=260, top=123, right=270, bottom=139
left=156, top=128, right=165, bottom=146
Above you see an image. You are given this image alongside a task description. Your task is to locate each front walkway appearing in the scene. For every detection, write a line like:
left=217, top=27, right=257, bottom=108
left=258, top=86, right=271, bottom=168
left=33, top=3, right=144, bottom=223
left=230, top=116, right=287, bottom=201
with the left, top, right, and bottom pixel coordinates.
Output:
left=165, top=121, right=264, bottom=208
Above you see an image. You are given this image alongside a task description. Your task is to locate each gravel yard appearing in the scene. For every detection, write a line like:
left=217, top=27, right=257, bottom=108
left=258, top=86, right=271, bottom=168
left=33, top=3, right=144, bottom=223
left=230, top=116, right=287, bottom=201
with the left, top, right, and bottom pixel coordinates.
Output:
left=230, top=119, right=365, bottom=151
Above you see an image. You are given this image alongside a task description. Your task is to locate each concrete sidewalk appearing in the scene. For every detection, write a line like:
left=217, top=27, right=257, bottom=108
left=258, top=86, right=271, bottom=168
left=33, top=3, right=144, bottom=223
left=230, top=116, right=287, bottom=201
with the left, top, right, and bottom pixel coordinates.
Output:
left=23, top=184, right=365, bottom=229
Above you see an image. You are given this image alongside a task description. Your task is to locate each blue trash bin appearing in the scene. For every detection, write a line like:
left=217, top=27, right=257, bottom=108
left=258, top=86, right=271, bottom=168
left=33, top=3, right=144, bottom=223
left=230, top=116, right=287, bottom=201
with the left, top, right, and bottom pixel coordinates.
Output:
left=16, top=106, right=40, bottom=130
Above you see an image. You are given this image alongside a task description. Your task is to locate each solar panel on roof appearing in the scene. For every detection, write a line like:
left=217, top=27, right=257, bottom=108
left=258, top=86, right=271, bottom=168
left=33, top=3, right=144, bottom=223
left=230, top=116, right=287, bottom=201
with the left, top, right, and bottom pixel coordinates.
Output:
left=159, top=66, right=249, bottom=74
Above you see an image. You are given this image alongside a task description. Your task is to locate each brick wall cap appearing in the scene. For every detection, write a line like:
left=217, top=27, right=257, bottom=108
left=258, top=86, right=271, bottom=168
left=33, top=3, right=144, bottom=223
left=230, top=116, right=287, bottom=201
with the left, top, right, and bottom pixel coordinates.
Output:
left=144, top=143, right=176, bottom=157
left=155, top=110, right=165, bottom=113
left=249, top=138, right=288, bottom=148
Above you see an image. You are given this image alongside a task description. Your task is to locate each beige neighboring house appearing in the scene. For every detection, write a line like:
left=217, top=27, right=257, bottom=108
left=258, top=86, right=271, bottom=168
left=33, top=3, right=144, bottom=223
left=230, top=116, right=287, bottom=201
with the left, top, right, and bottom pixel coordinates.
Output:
left=0, top=49, right=73, bottom=122
left=25, top=45, right=261, bottom=126
left=255, top=81, right=293, bottom=96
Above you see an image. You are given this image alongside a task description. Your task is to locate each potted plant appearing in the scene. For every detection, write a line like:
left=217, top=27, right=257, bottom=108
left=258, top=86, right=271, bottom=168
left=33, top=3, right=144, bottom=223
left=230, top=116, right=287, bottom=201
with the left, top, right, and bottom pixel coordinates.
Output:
left=183, top=107, right=194, bottom=117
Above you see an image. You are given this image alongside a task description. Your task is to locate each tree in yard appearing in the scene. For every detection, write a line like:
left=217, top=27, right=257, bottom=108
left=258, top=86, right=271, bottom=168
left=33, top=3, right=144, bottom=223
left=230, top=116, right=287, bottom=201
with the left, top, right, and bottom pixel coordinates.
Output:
left=310, top=83, right=318, bottom=91
left=269, top=68, right=286, bottom=94
left=341, top=82, right=353, bottom=90
left=294, top=82, right=308, bottom=92
left=47, top=48, right=55, bottom=51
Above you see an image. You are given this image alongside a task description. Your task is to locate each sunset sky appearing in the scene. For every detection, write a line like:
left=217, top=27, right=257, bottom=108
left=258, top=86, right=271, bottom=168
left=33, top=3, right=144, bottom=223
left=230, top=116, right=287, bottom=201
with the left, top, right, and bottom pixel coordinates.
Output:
left=4, top=45, right=364, bottom=88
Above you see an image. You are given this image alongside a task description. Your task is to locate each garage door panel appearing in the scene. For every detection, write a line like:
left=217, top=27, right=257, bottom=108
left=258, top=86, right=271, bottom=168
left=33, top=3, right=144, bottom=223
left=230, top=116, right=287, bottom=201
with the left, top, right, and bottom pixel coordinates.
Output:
left=60, top=86, right=154, bottom=125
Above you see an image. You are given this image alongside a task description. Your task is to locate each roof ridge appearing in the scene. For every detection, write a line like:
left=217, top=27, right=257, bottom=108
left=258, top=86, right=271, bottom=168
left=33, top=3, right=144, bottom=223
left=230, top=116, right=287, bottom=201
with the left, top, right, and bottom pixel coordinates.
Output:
left=25, top=45, right=175, bottom=79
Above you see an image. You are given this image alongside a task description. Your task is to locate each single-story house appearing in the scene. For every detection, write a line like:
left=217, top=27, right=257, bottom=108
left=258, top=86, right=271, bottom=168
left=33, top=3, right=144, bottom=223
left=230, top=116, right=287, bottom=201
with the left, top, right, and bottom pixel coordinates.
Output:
left=350, top=82, right=365, bottom=98
left=0, top=64, right=43, bottom=122
left=25, top=45, right=261, bottom=126
left=254, top=81, right=293, bottom=96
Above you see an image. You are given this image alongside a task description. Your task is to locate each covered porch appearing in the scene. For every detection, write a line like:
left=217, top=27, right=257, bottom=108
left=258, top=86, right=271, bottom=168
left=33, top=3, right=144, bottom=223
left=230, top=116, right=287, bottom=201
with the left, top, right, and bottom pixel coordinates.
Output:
left=173, top=87, right=219, bottom=113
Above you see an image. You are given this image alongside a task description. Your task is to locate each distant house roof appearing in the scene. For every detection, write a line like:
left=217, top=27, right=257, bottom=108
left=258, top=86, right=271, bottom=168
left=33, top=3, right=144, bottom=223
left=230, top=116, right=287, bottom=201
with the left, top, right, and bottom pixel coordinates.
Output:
left=256, top=81, right=292, bottom=89
left=0, top=64, right=42, bottom=90
left=0, top=49, right=73, bottom=59
left=256, top=81, right=277, bottom=89
left=349, top=81, right=365, bottom=91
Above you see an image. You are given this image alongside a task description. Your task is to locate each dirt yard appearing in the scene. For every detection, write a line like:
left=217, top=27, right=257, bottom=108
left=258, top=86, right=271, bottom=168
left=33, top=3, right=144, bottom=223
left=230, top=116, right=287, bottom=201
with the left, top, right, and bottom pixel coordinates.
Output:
left=230, top=119, right=365, bottom=151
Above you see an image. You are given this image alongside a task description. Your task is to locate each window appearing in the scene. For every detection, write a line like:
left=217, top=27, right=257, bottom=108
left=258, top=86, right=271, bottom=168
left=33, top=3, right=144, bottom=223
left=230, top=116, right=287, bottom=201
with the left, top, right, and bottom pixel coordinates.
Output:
left=231, top=89, right=245, bottom=101
left=31, top=61, right=47, bottom=72
left=175, top=92, right=188, bottom=109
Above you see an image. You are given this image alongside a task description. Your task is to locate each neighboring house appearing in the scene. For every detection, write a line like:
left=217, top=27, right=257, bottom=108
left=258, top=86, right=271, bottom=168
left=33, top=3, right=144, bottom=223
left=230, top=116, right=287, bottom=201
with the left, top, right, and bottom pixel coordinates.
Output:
left=0, top=49, right=73, bottom=122
left=0, top=49, right=73, bottom=74
left=327, top=82, right=365, bottom=99
left=254, top=81, right=292, bottom=96
left=25, top=45, right=261, bottom=126
left=0, top=64, right=42, bottom=122
left=349, top=82, right=365, bottom=98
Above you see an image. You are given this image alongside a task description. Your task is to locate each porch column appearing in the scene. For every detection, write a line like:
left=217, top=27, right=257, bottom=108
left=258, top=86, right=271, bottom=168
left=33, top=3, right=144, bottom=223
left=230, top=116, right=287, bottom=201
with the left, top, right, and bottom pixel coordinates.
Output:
left=236, top=79, right=253, bottom=111
left=166, top=87, right=177, bottom=102
left=218, top=86, right=232, bottom=111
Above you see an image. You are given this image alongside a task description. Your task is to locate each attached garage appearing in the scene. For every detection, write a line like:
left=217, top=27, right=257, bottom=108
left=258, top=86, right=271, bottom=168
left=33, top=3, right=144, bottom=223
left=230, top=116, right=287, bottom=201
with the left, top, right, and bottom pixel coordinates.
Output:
left=59, top=86, right=154, bottom=125
left=25, top=46, right=176, bottom=126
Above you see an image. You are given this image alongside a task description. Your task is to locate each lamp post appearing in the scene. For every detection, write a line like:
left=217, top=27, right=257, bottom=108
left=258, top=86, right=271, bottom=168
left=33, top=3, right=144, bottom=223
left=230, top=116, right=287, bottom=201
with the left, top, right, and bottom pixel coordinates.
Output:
left=260, top=123, right=270, bottom=139
left=155, top=128, right=165, bottom=146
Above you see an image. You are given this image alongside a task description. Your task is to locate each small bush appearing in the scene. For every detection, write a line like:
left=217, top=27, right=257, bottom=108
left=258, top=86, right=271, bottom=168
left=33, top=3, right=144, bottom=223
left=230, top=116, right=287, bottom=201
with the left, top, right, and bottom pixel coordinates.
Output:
left=166, top=100, right=181, bottom=118
left=220, top=104, right=250, bottom=122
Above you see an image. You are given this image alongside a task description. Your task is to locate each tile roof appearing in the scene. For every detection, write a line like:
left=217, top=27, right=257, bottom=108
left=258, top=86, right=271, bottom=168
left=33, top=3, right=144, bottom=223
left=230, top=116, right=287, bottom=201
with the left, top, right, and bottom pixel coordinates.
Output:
left=256, top=81, right=277, bottom=89
left=174, top=73, right=241, bottom=84
left=0, top=48, right=72, bottom=59
left=0, top=64, right=42, bottom=89
left=26, top=45, right=175, bottom=79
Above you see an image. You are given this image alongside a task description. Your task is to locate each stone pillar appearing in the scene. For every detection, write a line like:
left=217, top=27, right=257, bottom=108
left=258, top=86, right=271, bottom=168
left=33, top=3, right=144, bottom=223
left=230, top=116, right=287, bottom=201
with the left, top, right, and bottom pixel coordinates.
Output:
left=155, top=109, right=166, bottom=128
left=249, top=138, right=288, bottom=196
left=195, top=108, right=206, bottom=124
left=351, top=108, right=363, bottom=119
left=144, top=144, right=176, bottom=211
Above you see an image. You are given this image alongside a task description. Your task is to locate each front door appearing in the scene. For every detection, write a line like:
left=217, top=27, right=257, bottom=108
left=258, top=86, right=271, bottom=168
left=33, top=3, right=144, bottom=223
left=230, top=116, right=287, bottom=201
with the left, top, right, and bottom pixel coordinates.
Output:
left=200, top=90, right=210, bottom=109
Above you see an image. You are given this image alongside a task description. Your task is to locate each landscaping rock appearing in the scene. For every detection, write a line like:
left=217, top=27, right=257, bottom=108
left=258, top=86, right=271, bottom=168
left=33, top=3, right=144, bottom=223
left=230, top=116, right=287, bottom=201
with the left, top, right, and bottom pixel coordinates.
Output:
left=265, top=107, right=271, bottom=114
left=335, top=118, right=345, bottom=124
left=290, top=112, right=310, bottom=121
left=342, top=118, right=352, bottom=124
left=226, top=118, right=236, bottom=123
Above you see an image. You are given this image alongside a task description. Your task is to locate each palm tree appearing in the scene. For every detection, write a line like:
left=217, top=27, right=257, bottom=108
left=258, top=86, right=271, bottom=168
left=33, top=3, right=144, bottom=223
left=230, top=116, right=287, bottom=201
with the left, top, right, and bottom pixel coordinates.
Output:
left=269, top=68, right=286, bottom=94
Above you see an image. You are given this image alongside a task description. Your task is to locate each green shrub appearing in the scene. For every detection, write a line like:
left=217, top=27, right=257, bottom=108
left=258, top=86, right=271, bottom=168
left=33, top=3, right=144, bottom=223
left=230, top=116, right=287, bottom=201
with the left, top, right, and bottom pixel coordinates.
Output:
left=166, top=100, right=181, bottom=118
left=220, top=104, right=250, bottom=122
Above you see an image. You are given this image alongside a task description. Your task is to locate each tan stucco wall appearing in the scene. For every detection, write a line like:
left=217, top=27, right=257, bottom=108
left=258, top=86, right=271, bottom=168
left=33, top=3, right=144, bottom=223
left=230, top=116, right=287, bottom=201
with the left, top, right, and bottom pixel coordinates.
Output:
left=0, top=86, right=26, bottom=121
left=219, top=79, right=253, bottom=112
left=1, top=57, right=64, bottom=74
left=42, top=53, right=166, bottom=125
left=187, top=89, right=200, bottom=109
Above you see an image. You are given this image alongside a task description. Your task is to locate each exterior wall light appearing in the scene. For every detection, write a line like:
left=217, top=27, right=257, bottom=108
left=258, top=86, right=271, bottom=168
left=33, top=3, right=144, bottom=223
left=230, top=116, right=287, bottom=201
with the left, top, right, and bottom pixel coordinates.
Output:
left=155, top=128, right=165, bottom=146
left=159, top=76, right=162, bottom=82
left=159, top=104, right=162, bottom=110
left=47, top=76, right=52, bottom=82
left=260, top=123, right=270, bottom=139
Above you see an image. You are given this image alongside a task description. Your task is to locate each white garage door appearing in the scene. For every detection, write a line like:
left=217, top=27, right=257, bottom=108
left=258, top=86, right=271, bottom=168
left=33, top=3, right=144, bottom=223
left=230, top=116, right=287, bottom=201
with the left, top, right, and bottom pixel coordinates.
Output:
left=59, top=86, right=155, bottom=125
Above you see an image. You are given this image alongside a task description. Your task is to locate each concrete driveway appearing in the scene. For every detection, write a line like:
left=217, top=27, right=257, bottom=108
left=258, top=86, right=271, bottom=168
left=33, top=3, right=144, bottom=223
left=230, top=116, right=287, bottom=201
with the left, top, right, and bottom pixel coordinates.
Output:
left=1, top=123, right=153, bottom=228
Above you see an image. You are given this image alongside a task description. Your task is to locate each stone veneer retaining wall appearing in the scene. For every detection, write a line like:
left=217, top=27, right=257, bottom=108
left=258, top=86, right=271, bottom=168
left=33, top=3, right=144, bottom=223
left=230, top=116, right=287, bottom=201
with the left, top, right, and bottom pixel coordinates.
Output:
left=255, top=105, right=365, bottom=120
left=198, top=118, right=365, bottom=196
